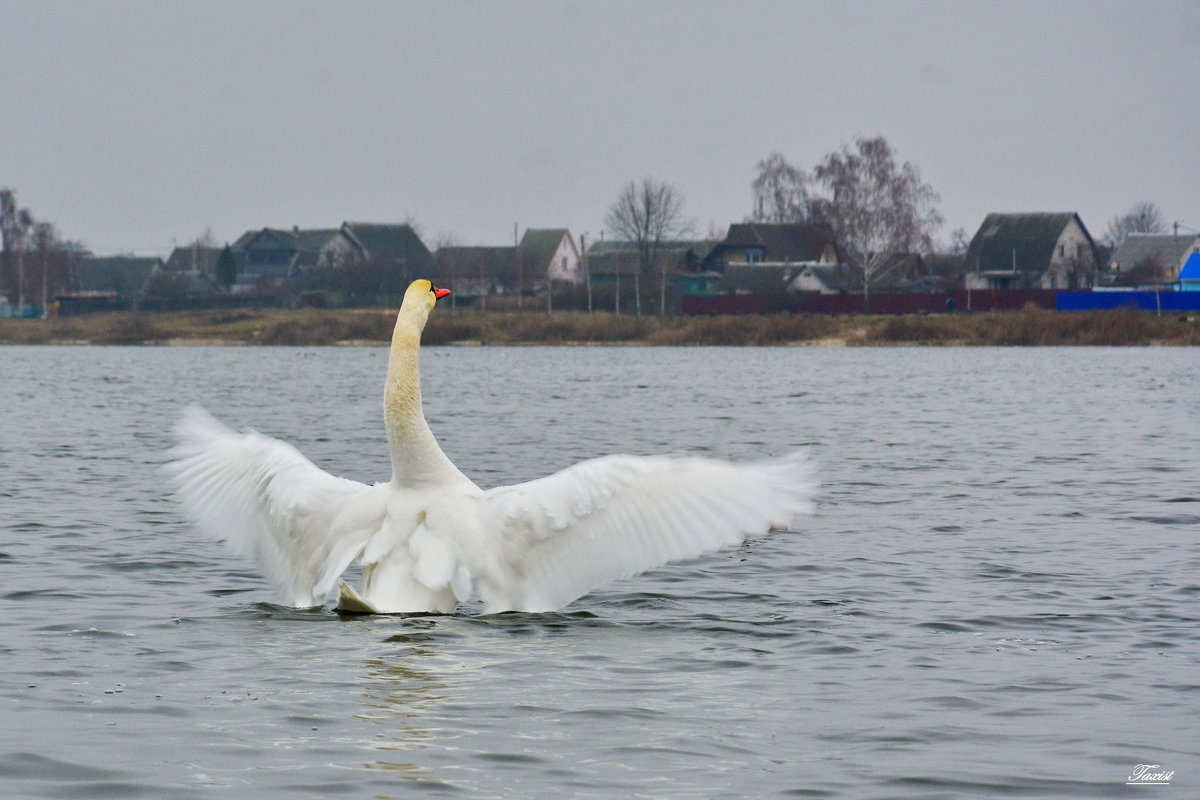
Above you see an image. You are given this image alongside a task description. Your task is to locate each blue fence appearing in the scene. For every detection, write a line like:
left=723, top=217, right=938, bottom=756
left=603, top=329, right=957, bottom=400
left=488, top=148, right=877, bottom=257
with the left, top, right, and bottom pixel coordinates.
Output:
left=1057, top=291, right=1200, bottom=312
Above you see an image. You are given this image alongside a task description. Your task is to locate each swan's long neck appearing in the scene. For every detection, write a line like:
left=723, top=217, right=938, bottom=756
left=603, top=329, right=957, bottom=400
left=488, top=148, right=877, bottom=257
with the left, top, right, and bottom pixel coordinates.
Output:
left=384, top=313, right=463, bottom=486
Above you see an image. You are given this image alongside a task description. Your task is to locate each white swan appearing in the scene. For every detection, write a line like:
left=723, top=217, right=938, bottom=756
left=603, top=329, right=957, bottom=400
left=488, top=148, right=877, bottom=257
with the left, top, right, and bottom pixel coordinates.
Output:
left=168, top=279, right=815, bottom=613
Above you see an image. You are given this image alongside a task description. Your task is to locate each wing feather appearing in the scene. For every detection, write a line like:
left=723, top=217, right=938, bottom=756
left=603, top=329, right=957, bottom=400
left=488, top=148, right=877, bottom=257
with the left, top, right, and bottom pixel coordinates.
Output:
left=479, top=451, right=815, bottom=612
left=166, top=405, right=385, bottom=607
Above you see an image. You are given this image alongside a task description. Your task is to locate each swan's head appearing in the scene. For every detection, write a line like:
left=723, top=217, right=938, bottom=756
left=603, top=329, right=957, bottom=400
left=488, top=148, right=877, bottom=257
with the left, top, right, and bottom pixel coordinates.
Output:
left=400, top=279, right=452, bottom=321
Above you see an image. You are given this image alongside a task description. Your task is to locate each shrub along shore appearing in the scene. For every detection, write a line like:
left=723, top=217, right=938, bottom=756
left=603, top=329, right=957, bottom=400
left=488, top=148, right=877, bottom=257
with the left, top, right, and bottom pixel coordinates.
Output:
left=1, top=306, right=1199, bottom=346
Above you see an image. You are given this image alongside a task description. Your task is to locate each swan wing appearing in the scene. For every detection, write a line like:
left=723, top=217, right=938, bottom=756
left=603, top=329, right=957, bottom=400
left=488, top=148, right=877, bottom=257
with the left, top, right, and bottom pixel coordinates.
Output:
left=479, top=451, right=815, bottom=612
left=167, top=405, right=385, bottom=607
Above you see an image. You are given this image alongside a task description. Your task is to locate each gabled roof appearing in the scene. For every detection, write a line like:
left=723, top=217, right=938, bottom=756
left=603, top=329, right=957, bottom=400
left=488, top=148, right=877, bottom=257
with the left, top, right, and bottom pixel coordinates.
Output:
left=75, top=256, right=163, bottom=296
left=165, top=246, right=223, bottom=274
left=341, top=223, right=434, bottom=270
left=965, top=212, right=1093, bottom=273
left=517, top=228, right=571, bottom=268
left=1110, top=233, right=1197, bottom=273
left=706, top=223, right=840, bottom=266
left=231, top=227, right=340, bottom=254
left=790, top=263, right=850, bottom=293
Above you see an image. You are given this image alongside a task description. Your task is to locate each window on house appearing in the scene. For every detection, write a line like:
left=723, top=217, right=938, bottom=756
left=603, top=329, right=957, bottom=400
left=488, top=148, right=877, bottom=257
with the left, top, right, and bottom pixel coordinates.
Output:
left=747, top=250, right=763, bottom=263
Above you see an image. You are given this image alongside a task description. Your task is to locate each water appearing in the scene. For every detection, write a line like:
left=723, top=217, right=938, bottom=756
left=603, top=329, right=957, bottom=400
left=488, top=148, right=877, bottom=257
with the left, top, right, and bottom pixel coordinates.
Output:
left=1, top=344, right=1197, bottom=799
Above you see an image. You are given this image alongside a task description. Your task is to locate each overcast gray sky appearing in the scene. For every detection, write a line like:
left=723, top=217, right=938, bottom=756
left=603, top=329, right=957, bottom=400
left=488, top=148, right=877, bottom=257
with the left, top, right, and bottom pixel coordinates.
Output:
left=2, top=0, right=1197, bottom=255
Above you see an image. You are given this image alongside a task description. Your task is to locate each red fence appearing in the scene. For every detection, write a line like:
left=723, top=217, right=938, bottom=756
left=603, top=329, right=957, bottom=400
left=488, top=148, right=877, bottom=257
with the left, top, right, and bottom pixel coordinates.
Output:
left=682, top=289, right=1059, bottom=315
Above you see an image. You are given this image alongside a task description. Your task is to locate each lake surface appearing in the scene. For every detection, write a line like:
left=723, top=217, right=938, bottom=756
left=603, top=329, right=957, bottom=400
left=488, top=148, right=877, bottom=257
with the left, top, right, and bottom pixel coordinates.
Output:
left=1, top=344, right=1197, bottom=799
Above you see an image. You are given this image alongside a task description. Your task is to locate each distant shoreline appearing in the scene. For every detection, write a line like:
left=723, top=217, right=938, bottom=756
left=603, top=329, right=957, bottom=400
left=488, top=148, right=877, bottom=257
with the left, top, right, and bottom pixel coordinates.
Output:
left=1, top=306, right=1198, bottom=347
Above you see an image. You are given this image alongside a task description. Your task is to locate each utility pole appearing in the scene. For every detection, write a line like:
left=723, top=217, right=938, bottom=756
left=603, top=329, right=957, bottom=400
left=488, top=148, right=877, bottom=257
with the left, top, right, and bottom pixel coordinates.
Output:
left=514, top=222, right=522, bottom=310
left=581, top=233, right=592, bottom=313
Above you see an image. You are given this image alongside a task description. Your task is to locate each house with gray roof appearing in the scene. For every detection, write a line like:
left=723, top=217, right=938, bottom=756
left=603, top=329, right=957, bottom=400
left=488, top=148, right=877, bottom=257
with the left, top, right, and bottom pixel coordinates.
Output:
left=703, top=222, right=854, bottom=295
left=165, top=245, right=223, bottom=276
left=231, top=227, right=341, bottom=282
left=229, top=222, right=435, bottom=298
left=334, top=222, right=436, bottom=283
left=787, top=263, right=858, bottom=294
left=702, top=223, right=840, bottom=272
left=434, top=229, right=582, bottom=299
left=435, top=245, right=517, bottom=298
left=587, top=239, right=717, bottom=283
left=517, top=229, right=582, bottom=286
left=964, top=212, right=1098, bottom=290
left=74, top=255, right=164, bottom=306
left=1103, top=233, right=1200, bottom=286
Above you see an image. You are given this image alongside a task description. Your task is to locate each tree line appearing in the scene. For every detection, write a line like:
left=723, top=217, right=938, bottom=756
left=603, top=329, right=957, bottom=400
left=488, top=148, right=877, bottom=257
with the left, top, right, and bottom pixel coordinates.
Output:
left=0, top=188, right=85, bottom=313
left=2, top=134, right=1178, bottom=314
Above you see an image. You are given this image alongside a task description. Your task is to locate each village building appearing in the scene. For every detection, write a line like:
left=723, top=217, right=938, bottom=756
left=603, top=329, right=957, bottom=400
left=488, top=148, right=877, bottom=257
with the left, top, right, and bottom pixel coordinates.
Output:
left=435, top=228, right=581, bottom=301
left=516, top=229, right=583, bottom=287
left=586, top=240, right=718, bottom=291
left=164, top=245, right=223, bottom=275
left=230, top=227, right=341, bottom=285
left=435, top=245, right=518, bottom=299
left=227, top=222, right=434, bottom=299
left=963, top=212, right=1098, bottom=291
left=1102, top=233, right=1200, bottom=286
left=74, top=255, right=164, bottom=307
left=700, top=223, right=842, bottom=295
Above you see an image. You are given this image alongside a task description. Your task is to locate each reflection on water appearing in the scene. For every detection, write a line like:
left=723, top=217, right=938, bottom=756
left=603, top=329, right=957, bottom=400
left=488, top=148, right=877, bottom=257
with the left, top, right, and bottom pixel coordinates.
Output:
left=358, top=631, right=452, bottom=785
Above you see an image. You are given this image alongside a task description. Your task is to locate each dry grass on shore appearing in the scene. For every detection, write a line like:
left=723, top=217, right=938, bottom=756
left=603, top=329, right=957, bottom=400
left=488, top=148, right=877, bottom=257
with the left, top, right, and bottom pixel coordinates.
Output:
left=1, top=305, right=1198, bottom=347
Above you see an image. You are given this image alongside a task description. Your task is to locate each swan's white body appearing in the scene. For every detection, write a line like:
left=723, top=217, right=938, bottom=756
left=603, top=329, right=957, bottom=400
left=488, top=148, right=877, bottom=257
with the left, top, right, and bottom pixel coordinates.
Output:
left=168, top=280, right=815, bottom=613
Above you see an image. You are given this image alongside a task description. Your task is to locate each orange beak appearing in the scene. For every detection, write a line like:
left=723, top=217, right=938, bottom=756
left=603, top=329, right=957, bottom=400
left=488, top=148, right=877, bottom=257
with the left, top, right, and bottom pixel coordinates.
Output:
left=433, top=286, right=451, bottom=300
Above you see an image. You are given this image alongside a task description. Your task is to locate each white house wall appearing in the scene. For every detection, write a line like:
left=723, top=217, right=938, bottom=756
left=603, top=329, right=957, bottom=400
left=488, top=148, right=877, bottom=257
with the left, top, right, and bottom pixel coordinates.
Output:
left=547, top=235, right=582, bottom=284
left=1047, top=220, right=1097, bottom=289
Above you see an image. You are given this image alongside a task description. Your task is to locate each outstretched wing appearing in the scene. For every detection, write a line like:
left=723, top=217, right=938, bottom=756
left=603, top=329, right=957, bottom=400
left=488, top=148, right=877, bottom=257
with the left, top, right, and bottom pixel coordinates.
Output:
left=479, top=451, right=815, bottom=612
left=166, top=405, right=386, bottom=607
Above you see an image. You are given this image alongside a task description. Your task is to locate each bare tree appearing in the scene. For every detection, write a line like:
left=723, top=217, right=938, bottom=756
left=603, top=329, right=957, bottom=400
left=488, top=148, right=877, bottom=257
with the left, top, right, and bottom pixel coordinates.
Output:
left=750, top=152, right=816, bottom=224
left=1, top=189, right=36, bottom=311
left=1102, top=201, right=1167, bottom=247
left=811, top=136, right=943, bottom=311
left=948, top=227, right=971, bottom=255
left=604, top=177, right=688, bottom=316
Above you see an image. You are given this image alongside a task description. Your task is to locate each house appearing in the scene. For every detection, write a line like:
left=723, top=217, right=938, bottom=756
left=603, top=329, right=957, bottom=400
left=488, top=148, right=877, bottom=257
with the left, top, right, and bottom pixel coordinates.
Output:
left=435, top=246, right=517, bottom=298
left=964, top=212, right=1098, bottom=290
left=586, top=239, right=719, bottom=290
left=702, top=222, right=847, bottom=295
left=231, top=222, right=435, bottom=297
left=1103, top=233, right=1200, bottom=286
left=155, top=245, right=225, bottom=301
left=74, top=255, right=164, bottom=306
left=164, top=245, right=223, bottom=276
left=324, top=222, right=437, bottom=286
left=143, top=263, right=219, bottom=302
left=702, top=223, right=840, bottom=272
left=231, top=227, right=341, bottom=283
left=787, top=263, right=856, bottom=294
left=1179, top=253, right=1200, bottom=291
left=435, top=229, right=582, bottom=298
left=516, top=229, right=582, bottom=286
